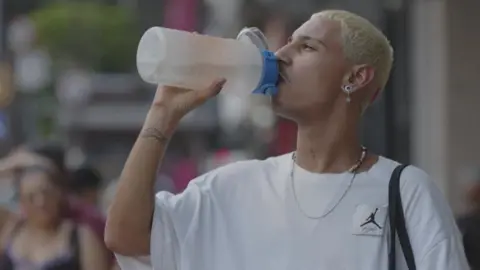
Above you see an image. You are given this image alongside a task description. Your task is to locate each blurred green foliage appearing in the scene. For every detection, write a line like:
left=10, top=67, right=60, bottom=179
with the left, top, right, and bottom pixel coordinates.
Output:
left=31, top=2, right=140, bottom=73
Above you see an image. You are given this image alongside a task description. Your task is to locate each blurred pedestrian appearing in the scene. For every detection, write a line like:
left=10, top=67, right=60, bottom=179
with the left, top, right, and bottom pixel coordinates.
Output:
left=30, top=145, right=107, bottom=242
left=0, top=145, right=112, bottom=260
left=70, top=166, right=103, bottom=208
left=31, top=145, right=116, bottom=266
left=0, top=165, right=109, bottom=269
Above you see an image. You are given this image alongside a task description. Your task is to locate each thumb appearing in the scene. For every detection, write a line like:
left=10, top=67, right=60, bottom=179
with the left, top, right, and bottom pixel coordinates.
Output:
left=192, top=78, right=226, bottom=105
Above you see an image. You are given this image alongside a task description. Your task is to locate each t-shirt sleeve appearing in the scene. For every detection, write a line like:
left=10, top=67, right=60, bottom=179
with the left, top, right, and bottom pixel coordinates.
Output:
left=115, top=177, right=206, bottom=270
left=400, top=167, right=470, bottom=270
left=418, top=237, right=470, bottom=270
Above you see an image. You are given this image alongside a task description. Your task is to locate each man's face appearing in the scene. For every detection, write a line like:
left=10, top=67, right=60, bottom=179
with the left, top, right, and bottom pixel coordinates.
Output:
left=272, top=15, right=350, bottom=121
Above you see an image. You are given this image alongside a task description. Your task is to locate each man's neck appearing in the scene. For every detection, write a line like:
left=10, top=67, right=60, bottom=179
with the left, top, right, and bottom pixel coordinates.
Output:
left=295, top=112, right=362, bottom=174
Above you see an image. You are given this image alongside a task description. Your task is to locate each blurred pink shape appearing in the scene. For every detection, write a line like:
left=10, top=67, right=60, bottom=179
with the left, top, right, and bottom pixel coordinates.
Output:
left=163, top=0, right=199, bottom=31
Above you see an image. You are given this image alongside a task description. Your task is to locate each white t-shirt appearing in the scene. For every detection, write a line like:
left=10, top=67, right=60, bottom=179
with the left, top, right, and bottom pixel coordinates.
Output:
left=116, top=154, right=469, bottom=270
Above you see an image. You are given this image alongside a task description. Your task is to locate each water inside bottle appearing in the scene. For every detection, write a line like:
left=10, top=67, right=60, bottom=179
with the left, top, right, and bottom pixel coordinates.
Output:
left=154, top=63, right=261, bottom=97
left=137, top=27, right=265, bottom=98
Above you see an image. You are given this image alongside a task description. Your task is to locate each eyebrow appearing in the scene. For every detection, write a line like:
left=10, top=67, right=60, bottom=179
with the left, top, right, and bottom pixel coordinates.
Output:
left=290, top=35, right=328, bottom=48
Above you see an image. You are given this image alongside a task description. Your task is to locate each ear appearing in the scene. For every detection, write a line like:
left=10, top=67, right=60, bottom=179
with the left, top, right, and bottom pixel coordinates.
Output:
left=344, top=65, right=375, bottom=91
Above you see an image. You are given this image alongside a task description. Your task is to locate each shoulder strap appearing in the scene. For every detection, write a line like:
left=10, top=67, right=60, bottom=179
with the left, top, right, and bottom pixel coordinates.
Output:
left=388, top=164, right=416, bottom=270
left=69, top=224, right=81, bottom=270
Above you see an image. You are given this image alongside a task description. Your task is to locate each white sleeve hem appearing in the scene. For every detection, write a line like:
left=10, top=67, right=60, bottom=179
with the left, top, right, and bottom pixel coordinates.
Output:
left=115, top=254, right=152, bottom=270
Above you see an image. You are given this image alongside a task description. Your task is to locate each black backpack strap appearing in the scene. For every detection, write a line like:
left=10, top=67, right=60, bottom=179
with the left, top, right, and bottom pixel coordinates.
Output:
left=70, top=224, right=82, bottom=270
left=388, top=164, right=416, bottom=270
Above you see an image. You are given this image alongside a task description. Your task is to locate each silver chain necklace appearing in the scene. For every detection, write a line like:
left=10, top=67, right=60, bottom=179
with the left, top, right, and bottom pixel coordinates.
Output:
left=290, top=147, right=367, bottom=219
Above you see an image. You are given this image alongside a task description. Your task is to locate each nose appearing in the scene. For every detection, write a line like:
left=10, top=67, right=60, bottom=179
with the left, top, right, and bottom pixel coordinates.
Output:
left=275, top=44, right=292, bottom=67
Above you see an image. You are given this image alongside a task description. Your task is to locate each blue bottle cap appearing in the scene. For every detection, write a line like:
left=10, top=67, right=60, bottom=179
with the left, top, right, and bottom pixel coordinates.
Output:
left=252, top=50, right=279, bottom=96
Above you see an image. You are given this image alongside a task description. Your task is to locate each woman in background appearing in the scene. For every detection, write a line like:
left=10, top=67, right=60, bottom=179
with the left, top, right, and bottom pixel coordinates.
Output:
left=0, top=165, right=109, bottom=270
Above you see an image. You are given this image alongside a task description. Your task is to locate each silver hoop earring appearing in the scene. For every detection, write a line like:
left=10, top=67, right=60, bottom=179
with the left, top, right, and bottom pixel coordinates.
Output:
left=342, top=85, right=354, bottom=103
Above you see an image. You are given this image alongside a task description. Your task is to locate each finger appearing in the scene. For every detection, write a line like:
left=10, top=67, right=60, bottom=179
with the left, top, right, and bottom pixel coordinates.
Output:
left=192, top=78, right=226, bottom=105
left=203, top=78, right=226, bottom=98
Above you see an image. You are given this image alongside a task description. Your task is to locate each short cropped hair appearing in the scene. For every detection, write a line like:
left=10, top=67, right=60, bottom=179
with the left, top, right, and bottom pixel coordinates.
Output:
left=315, top=10, right=394, bottom=92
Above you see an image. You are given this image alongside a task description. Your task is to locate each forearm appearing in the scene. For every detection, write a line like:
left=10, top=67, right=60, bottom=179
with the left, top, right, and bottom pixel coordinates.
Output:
left=105, top=108, right=178, bottom=255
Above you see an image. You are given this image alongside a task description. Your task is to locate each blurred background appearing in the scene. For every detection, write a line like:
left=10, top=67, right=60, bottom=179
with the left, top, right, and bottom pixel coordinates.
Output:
left=0, top=0, right=479, bottom=268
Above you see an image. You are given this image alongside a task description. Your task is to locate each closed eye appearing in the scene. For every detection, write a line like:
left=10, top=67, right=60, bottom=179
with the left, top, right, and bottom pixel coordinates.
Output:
left=287, top=36, right=317, bottom=51
left=301, top=43, right=316, bottom=51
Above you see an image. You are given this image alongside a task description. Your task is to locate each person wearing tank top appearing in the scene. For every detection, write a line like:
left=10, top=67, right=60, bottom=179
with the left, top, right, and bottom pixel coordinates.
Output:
left=105, top=9, right=469, bottom=270
left=0, top=166, right=109, bottom=270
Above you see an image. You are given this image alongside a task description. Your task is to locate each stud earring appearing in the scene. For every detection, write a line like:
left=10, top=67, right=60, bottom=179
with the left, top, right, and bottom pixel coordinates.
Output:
left=342, top=85, right=355, bottom=103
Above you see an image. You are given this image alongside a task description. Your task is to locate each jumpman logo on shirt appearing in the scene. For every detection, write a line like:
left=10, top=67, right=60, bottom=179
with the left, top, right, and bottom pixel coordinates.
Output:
left=360, top=208, right=382, bottom=229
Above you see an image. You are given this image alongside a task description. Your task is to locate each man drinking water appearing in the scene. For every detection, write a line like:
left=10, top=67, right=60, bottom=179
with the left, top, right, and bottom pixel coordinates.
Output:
left=105, top=9, right=468, bottom=270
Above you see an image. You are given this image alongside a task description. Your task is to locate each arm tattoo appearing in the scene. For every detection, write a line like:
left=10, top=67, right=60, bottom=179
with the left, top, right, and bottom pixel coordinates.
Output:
left=140, top=127, right=170, bottom=145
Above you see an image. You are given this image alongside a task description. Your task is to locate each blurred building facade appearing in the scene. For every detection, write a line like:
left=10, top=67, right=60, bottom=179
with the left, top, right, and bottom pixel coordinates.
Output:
left=411, top=0, right=480, bottom=213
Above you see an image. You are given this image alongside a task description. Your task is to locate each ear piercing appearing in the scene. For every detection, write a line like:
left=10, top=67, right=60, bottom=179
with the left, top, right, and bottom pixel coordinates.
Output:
left=342, top=85, right=355, bottom=103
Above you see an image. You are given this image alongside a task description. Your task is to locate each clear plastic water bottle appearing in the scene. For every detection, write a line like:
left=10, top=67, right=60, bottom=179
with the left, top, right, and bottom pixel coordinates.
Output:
left=136, top=27, right=279, bottom=98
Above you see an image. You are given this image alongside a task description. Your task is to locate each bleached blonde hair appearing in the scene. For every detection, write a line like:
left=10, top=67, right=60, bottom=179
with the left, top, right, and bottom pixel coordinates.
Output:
left=314, top=10, right=394, bottom=93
